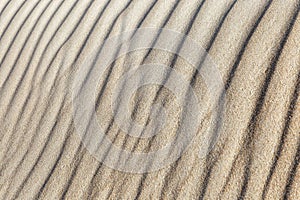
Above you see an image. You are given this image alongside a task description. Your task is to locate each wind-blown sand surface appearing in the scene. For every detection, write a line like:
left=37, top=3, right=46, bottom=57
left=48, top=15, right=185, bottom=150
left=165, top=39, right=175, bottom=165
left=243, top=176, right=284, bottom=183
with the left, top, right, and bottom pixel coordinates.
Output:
left=0, top=0, right=299, bottom=199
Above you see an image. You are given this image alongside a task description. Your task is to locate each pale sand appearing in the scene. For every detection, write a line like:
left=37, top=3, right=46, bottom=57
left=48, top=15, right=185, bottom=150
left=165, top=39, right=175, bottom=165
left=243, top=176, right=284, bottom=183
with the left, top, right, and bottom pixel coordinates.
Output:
left=0, top=0, right=299, bottom=199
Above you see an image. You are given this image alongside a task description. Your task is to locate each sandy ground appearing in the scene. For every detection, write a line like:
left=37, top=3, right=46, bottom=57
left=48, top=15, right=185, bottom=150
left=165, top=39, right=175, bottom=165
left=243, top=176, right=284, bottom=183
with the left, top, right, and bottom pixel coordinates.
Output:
left=0, top=0, right=299, bottom=199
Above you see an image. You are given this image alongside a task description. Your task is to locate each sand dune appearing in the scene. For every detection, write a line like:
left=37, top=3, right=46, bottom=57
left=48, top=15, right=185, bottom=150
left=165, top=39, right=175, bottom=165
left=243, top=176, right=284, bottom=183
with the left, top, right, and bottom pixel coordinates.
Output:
left=0, top=0, right=299, bottom=199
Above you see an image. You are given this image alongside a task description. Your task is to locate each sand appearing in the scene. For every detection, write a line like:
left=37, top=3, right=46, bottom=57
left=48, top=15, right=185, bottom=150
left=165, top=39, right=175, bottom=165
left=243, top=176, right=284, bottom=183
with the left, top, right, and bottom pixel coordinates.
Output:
left=0, top=0, right=299, bottom=199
